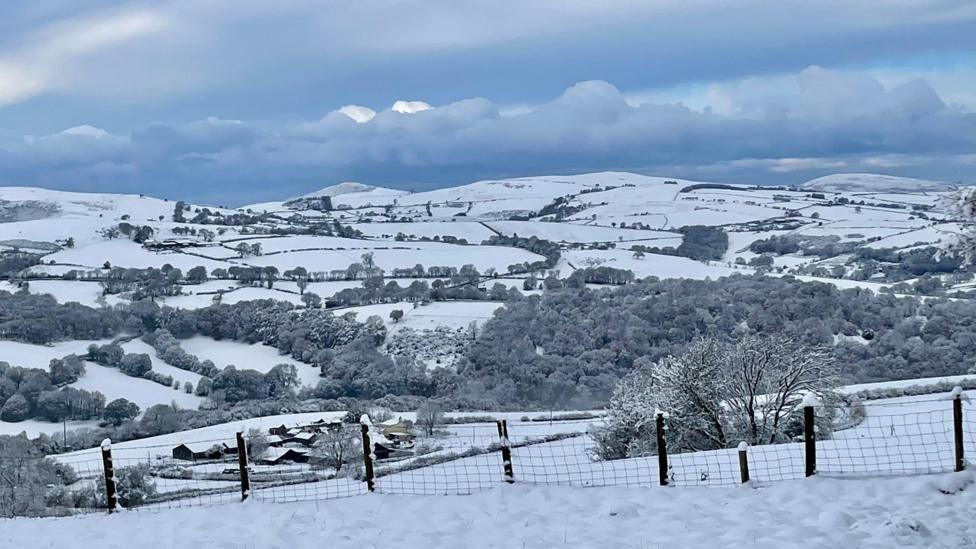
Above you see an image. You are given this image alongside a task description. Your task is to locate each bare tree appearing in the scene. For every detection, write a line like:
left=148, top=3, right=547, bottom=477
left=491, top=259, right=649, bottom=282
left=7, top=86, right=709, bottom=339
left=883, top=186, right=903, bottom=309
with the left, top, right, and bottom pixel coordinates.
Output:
left=416, top=399, right=444, bottom=437
left=311, top=426, right=361, bottom=475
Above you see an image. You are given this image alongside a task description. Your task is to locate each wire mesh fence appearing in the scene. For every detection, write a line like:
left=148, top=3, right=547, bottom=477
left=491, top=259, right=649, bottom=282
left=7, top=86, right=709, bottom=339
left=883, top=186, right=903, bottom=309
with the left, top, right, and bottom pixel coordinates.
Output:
left=1, top=393, right=972, bottom=517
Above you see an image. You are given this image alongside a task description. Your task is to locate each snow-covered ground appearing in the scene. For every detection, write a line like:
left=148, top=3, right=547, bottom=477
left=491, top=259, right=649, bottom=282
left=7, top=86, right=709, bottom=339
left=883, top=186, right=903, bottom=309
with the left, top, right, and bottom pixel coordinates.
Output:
left=3, top=472, right=973, bottom=548
left=72, top=361, right=204, bottom=412
left=486, top=220, right=681, bottom=245
left=840, top=374, right=976, bottom=394
left=560, top=249, right=740, bottom=280
left=0, top=339, right=109, bottom=369
left=243, top=244, right=542, bottom=274
left=0, top=418, right=99, bottom=437
left=179, top=336, right=322, bottom=387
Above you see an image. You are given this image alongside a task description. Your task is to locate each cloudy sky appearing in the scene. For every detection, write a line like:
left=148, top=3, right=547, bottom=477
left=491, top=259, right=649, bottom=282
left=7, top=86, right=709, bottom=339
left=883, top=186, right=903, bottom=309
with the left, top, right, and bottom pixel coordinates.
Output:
left=1, top=1, right=975, bottom=204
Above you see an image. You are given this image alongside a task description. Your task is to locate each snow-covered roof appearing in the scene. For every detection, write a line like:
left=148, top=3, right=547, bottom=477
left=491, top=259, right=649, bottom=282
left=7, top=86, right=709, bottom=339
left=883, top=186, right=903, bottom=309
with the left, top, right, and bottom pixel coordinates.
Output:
left=292, top=432, right=316, bottom=441
left=177, top=442, right=225, bottom=454
left=262, top=447, right=309, bottom=462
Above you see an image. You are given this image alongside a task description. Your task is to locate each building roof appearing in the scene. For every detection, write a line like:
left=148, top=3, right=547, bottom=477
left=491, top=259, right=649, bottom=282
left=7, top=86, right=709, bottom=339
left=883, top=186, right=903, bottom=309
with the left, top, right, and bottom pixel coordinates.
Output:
left=309, top=418, right=342, bottom=425
left=176, top=442, right=225, bottom=454
left=262, top=447, right=309, bottom=462
left=292, top=432, right=316, bottom=441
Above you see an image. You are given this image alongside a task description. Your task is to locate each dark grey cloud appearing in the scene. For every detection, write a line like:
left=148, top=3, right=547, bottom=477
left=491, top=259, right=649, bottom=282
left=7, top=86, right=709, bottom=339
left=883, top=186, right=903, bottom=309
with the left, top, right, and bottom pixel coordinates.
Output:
left=1, top=1, right=976, bottom=130
left=0, top=67, right=973, bottom=204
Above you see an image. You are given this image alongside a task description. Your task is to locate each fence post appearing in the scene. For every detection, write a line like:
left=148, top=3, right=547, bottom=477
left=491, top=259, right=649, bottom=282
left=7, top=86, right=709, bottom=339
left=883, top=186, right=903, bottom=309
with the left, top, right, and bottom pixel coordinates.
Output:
left=236, top=432, right=250, bottom=501
left=952, top=386, right=965, bottom=473
left=737, top=441, right=750, bottom=484
left=803, top=405, right=816, bottom=477
left=100, top=438, right=117, bottom=513
left=496, top=420, right=514, bottom=483
left=656, top=412, right=669, bottom=486
left=360, top=421, right=375, bottom=492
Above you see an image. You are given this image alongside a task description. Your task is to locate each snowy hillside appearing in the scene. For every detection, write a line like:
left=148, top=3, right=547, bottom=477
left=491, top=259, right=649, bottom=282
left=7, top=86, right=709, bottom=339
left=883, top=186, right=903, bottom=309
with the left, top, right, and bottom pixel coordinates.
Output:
left=804, top=173, right=951, bottom=193
left=0, top=170, right=973, bottom=438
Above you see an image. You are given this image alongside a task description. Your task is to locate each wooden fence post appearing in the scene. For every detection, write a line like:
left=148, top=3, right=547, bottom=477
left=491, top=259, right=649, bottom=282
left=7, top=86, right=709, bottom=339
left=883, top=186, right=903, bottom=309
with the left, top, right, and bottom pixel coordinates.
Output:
left=496, top=420, right=514, bottom=483
left=803, top=406, right=816, bottom=477
left=656, top=413, right=669, bottom=486
left=100, top=438, right=117, bottom=513
left=952, top=386, right=965, bottom=473
left=236, top=432, right=250, bottom=501
left=737, top=441, right=750, bottom=484
left=360, top=422, right=375, bottom=492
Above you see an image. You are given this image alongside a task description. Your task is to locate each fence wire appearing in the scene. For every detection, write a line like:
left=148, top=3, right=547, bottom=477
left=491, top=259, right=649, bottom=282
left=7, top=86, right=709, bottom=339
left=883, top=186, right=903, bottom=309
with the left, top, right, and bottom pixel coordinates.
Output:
left=2, top=396, right=972, bottom=517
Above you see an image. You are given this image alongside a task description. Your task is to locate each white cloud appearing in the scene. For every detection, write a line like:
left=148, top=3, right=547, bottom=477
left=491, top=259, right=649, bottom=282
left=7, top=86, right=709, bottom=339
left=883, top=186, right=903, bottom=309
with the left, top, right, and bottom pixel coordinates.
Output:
left=392, top=100, right=433, bottom=114
left=337, top=105, right=377, bottom=123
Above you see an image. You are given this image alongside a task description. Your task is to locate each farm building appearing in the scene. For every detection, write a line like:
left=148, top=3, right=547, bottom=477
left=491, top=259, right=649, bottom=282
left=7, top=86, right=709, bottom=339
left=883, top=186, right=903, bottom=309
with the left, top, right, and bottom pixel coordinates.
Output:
left=306, top=418, right=343, bottom=432
left=268, top=418, right=344, bottom=438
left=268, top=425, right=290, bottom=437
left=172, top=442, right=233, bottom=461
left=372, top=442, right=396, bottom=461
left=261, top=447, right=309, bottom=465
left=378, top=417, right=415, bottom=446
left=265, top=434, right=285, bottom=447
left=290, top=432, right=317, bottom=447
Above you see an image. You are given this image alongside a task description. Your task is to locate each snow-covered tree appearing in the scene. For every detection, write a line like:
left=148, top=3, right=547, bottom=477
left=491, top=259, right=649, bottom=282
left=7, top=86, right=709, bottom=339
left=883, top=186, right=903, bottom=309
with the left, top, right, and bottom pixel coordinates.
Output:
left=115, top=463, right=157, bottom=507
left=245, top=428, right=269, bottom=461
left=592, top=335, right=837, bottom=459
left=311, top=425, right=361, bottom=475
left=724, top=334, right=838, bottom=444
left=949, top=188, right=976, bottom=263
left=415, top=399, right=444, bottom=437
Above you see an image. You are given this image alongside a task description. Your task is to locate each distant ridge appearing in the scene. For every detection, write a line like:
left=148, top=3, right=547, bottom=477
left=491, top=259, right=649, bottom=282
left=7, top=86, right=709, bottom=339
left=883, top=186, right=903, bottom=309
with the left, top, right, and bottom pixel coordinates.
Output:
left=803, top=173, right=951, bottom=193
left=296, top=182, right=407, bottom=200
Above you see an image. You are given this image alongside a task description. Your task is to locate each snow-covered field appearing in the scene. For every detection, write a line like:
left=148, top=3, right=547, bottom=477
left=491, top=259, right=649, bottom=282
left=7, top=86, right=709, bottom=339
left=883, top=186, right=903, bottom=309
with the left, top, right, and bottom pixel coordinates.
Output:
left=486, top=220, right=681, bottom=245
left=0, top=337, right=205, bottom=435
left=0, top=339, right=108, bottom=369
left=71, top=360, right=204, bottom=411
left=243, top=244, right=542, bottom=273
left=560, top=249, right=739, bottom=280
left=0, top=172, right=960, bottom=314
left=3, top=472, right=972, bottom=548
left=840, top=374, right=976, bottom=394
left=179, top=336, right=322, bottom=387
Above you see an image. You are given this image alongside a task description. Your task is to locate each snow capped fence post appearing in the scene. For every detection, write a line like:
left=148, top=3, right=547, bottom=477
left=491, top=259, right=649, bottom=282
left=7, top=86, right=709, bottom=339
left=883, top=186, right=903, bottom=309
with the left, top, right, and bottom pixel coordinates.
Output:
left=100, top=438, right=118, bottom=514
left=236, top=431, right=250, bottom=501
left=655, top=412, right=669, bottom=486
left=496, top=420, right=514, bottom=483
left=802, top=394, right=819, bottom=478
left=737, top=442, right=750, bottom=484
left=360, top=416, right=375, bottom=492
left=952, top=386, right=965, bottom=473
